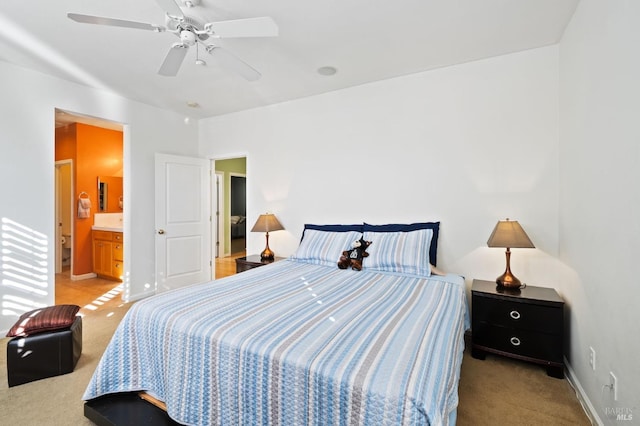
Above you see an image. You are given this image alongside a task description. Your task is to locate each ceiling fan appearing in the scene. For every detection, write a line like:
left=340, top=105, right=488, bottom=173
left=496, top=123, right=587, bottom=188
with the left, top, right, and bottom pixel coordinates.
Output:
left=67, top=0, right=278, bottom=80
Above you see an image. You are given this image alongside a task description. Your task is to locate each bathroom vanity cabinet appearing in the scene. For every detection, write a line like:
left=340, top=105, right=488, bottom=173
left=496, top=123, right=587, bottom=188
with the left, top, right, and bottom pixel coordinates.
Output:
left=92, top=230, right=123, bottom=281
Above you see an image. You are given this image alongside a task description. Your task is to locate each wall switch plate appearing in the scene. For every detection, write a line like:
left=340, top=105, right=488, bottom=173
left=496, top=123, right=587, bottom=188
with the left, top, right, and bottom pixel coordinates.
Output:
left=610, top=372, right=618, bottom=400
left=589, top=347, right=596, bottom=371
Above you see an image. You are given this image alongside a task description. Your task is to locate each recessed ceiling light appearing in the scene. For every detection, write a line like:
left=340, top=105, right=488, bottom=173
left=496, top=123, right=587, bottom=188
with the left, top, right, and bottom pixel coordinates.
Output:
left=186, top=101, right=200, bottom=108
left=317, top=66, right=337, bottom=76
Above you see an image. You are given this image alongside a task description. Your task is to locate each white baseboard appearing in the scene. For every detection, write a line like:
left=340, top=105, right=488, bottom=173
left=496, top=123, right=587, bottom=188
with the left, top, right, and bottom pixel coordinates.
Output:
left=71, top=272, right=97, bottom=281
left=565, top=357, right=603, bottom=426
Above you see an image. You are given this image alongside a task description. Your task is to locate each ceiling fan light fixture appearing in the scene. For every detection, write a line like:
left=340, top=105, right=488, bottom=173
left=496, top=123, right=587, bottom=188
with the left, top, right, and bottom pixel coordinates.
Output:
left=317, top=66, right=337, bottom=76
left=180, top=30, right=196, bottom=46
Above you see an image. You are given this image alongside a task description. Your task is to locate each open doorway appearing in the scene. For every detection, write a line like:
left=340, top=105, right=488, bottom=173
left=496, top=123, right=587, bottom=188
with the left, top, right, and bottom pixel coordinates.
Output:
left=230, top=174, right=246, bottom=254
left=54, top=109, right=125, bottom=308
left=213, top=157, right=247, bottom=279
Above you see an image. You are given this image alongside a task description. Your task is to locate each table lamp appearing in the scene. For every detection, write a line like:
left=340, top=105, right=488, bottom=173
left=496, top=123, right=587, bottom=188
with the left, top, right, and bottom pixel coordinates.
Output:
left=251, top=213, right=284, bottom=260
left=487, top=218, right=535, bottom=289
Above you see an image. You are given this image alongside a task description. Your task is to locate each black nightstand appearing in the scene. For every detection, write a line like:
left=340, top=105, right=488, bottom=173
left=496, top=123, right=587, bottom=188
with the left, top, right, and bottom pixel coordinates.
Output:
left=471, top=279, right=565, bottom=378
left=235, top=255, right=285, bottom=273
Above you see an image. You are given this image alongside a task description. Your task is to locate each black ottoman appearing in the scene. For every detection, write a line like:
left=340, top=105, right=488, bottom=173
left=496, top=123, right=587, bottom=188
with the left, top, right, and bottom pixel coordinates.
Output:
left=6, top=311, right=82, bottom=387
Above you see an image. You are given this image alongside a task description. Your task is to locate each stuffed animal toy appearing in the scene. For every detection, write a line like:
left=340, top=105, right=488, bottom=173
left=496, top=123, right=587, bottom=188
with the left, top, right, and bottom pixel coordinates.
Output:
left=337, top=237, right=372, bottom=271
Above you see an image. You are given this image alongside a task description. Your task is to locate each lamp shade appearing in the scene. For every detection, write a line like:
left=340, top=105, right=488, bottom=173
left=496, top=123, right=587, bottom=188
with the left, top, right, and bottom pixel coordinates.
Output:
left=487, top=219, right=535, bottom=249
left=250, top=214, right=284, bottom=233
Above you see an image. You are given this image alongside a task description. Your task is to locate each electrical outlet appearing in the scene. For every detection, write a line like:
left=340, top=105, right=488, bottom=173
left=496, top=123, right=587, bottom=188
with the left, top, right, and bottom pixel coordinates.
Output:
left=610, top=372, right=618, bottom=400
left=589, top=347, right=596, bottom=371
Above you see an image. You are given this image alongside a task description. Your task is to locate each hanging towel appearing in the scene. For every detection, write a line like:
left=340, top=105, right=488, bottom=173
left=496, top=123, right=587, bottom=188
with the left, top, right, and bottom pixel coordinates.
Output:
left=78, top=197, right=91, bottom=219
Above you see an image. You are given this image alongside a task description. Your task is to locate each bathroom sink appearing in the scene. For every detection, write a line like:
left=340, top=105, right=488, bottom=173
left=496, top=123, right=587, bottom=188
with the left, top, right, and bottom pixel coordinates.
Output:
left=93, top=213, right=123, bottom=231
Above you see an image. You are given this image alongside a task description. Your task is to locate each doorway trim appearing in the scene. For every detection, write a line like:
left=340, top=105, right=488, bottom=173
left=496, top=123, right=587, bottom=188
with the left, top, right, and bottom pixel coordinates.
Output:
left=55, top=159, right=74, bottom=276
left=214, top=170, right=224, bottom=259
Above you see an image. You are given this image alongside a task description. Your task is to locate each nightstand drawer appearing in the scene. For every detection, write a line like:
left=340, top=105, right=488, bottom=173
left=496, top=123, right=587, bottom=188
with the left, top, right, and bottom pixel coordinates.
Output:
left=474, top=322, right=563, bottom=363
left=472, top=295, right=562, bottom=335
left=236, top=261, right=256, bottom=273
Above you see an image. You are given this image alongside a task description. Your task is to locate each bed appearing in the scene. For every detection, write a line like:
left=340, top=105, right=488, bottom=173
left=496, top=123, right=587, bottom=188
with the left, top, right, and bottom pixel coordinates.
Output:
left=83, top=222, right=469, bottom=425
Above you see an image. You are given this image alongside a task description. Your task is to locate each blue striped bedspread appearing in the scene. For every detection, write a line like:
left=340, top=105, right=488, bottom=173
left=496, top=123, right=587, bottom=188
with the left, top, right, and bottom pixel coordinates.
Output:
left=83, top=259, right=470, bottom=426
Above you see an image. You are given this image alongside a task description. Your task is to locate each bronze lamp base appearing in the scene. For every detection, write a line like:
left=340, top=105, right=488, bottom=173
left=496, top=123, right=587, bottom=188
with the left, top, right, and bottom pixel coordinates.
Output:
left=496, top=270, right=522, bottom=288
left=496, top=247, right=523, bottom=289
left=260, top=246, right=275, bottom=261
left=260, top=232, right=275, bottom=260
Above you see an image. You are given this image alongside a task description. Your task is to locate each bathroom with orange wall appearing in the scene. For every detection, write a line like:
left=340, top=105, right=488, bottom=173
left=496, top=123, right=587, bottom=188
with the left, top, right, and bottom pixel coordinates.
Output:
left=55, top=123, right=123, bottom=278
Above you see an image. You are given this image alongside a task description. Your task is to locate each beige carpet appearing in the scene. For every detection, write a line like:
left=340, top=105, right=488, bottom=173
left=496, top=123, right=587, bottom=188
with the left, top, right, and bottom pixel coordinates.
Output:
left=0, top=299, right=131, bottom=426
left=1, top=300, right=590, bottom=425
left=457, top=343, right=590, bottom=425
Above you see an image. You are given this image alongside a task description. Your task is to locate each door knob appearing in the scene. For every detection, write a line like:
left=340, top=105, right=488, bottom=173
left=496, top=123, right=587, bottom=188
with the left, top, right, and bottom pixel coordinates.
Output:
left=158, top=229, right=165, bottom=235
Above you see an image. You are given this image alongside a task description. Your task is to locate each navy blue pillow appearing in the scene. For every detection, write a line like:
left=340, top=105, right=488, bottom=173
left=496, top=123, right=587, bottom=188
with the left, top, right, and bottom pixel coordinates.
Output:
left=300, top=223, right=364, bottom=241
left=363, top=222, right=440, bottom=266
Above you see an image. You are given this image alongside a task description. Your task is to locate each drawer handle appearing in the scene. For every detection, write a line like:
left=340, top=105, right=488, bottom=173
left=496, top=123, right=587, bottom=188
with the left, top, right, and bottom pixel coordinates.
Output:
left=509, top=310, right=521, bottom=320
left=510, top=337, right=521, bottom=346
left=115, top=245, right=121, bottom=249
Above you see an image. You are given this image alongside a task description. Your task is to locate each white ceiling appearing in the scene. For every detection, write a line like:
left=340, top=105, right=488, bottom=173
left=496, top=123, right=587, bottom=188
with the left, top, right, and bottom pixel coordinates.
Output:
left=1, top=0, right=579, bottom=121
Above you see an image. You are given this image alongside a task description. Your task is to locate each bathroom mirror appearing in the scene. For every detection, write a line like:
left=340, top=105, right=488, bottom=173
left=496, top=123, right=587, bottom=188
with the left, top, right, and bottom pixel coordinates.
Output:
left=97, top=176, right=123, bottom=212
left=98, top=181, right=107, bottom=211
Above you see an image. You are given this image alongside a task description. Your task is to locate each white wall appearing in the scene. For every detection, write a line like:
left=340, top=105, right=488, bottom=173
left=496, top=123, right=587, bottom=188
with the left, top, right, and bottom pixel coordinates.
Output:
left=559, top=0, right=640, bottom=422
left=200, top=45, right=561, bottom=289
left=2, top=2, right=633, bottom=416
left=0, top=61, right=198, bottom=333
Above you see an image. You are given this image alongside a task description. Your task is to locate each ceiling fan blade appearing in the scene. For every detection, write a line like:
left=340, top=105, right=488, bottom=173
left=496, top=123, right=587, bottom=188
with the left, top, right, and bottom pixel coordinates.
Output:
left=206, top=46, right=261, bottom=81
left=155, top=0, right=184, bottom=19
left=67, top=13, right=164, bottom=31
left=158, top=44, right=189, bottom=76
left=205, top=17, right=278, bottom=38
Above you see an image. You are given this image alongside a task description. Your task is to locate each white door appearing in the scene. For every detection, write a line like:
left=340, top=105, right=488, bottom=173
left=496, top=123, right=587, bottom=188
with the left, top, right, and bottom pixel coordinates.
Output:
left=155, top=153, right=211, bottom=292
